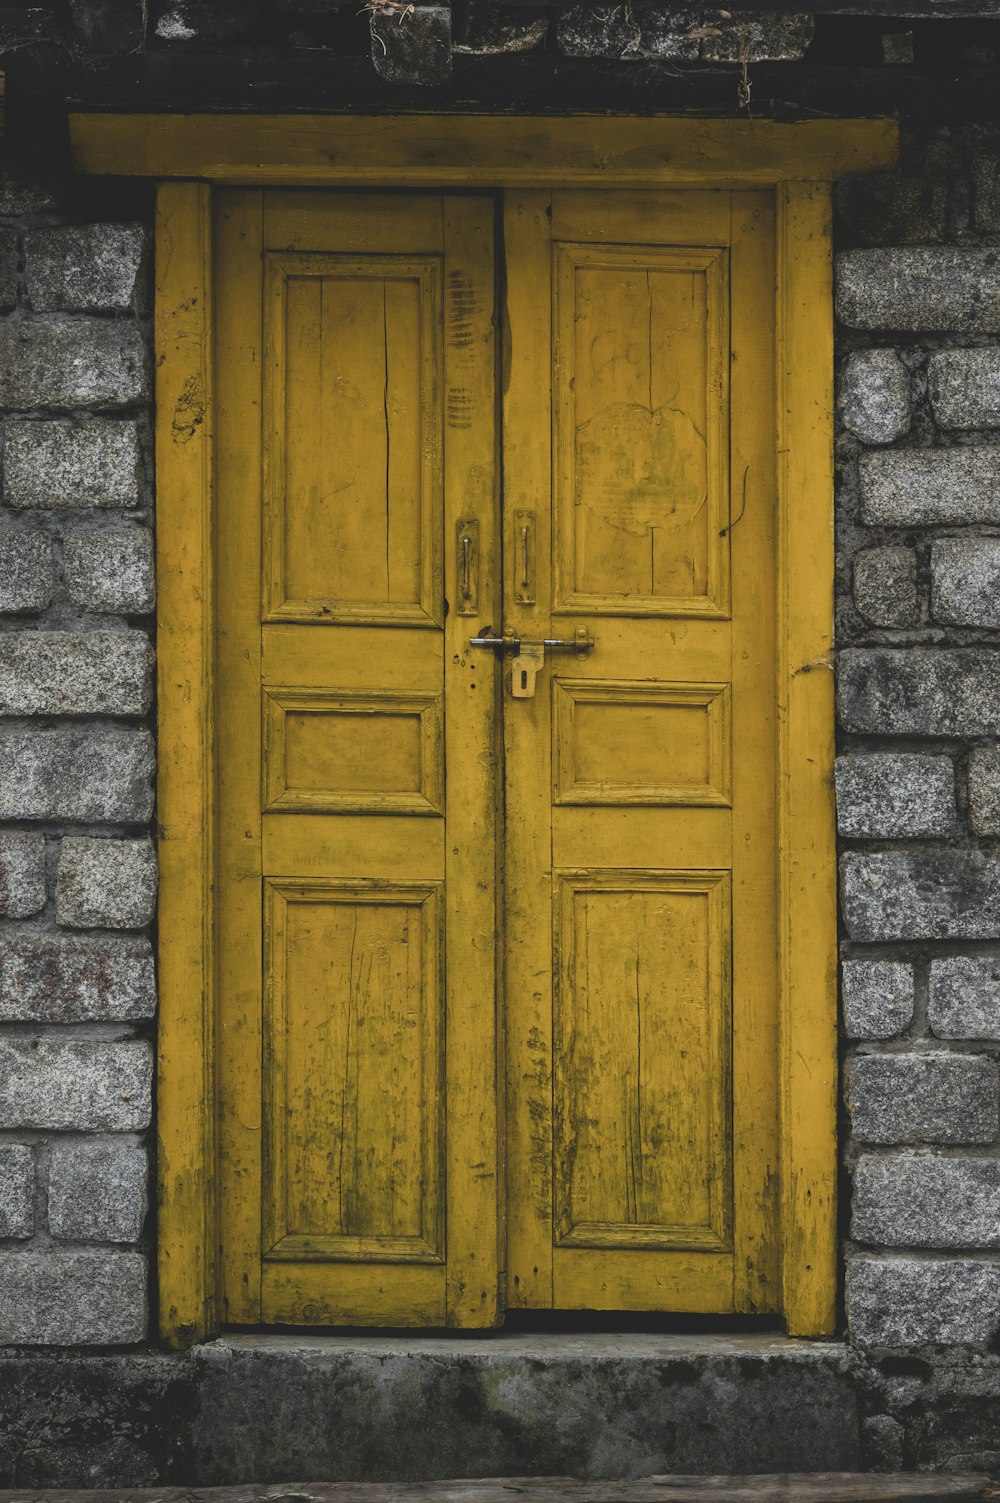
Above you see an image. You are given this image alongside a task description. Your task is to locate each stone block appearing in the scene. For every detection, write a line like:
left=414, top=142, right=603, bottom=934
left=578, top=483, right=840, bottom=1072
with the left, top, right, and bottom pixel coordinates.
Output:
left=835, top=753, right=955, bottom=838
left=837, top=248, right=1000, bottom=333
left=0, top=725, right=153, bottom=823
left=0, top=320, right=149, bottom=411
left=556, top=3, right=699, bottom=59
left=974, top=150, right=1000, bottom=235
left=0, top=524, right=53, bottom=613
left=847, top=1052, right=999, bottom=1144
left=0, top=1039, right=152, bottom=1130
left=932, top=538, right=1000, bottom=628
left=929, top=347, right=1000, bottom=430
left=854, top=1153, right=1000, bottom=1248
left=0, top=934, right=155, bottom=1022
left=4, top=419, right=143, bottom=510
left=371, top=5, right=451, bottom=85
left=0, top=630, right=152, bottom=715
left=847, top=1255, right=1000, bottom=1346
left=455, top=3, right=549, bottom=54
left=836, top=175, right=948, bottom=247
left=0, top=1250, right=146, bottom=1344
left=859, top=447, right=1000, bottom=527
left=970, top=746, right=1000, bottom=837
left=0, top=831, right=46, bottom=918
left=0, top=1145, right=34, bottom=1238
left=56, top=837, right=157, bottom=930
left=48, top=1140, right=147, bottom=1243
left=701, top=12, right=814, bottom=63
left=930, top=954, right=1000, bottom=1040
left=634, top=6, right=700, bottom=59
left=838, top=650, right=1000, bottom=738
left=0, top=227, right=18, bottom=312
left=27, top=226, right=149, bottom=314
left=852, top=547, right=919, bottom=628
left=63, top=527, right=154, bottom=614
left=843, top=960, right=914, bottom=1040
left=841, top=849, right=1000, bottom=941
left=838, top=350, right=911, bottom=445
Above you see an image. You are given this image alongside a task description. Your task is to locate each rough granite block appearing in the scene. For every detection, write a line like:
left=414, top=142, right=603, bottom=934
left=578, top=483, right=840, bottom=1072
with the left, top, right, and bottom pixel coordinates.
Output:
left=0, top=725, right=153, bottom=823
left=0, top=934, right=155, bottom=1022
left=838, top=650, right=1000, bottom=738
left=3, top=419, right=143, bottom=510
left=841, top=849, right=1000, bottom=941
left=929, top=347, right=1000, bottom=430
left=701, top=11, right=814, bottom=61
left=0, top=1038, right=152, bottom=1130
left=969, top=746, right=1000, bottom=837
left=837, top=248, right=1000, bottom=332
left=48, top=1139, right=147, bottom=1244
left=853, top=1154, right=1000, bottom=1248
left=839, top=349, right=911, bottom=445
left=0, top=524, right=53, bottom=613
left=859, top=447, right=1000, bottom=527
left=0, top=831, right=46, bottom=918
left=0, top=226, right=18, bottom=312
left=847, top=1052, right=999, bottom=1144
left=371, top=5, right=451, bottom=84
left=932, top=539, right=1000, bottom=628
left=843, top=960, right=914, bottom=1040
left=0, top=1145, right=34, bottom=1238
left=56, top=837, right=157, bottom=930
left=930, top=955, right=1000, bottom=1040
left=852, top=547, right=919, bottom=628
left=0, top=631, right=152, bottom=716
left=847, top=1256, right=1000, bottom=1346
left=0, top=320, right=149, bottom=411
left=27, top=224, right=149, bottom=313
left=835, top=753, right=955, bottom=838
left=64, top=527, right=154, bottom=614
left=0, top=1250, right=146, bottom=1344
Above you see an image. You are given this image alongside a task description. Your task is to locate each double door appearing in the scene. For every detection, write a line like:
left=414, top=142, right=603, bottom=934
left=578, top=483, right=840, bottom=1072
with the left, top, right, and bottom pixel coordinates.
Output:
left=215, top=186, right=779, bottom=1327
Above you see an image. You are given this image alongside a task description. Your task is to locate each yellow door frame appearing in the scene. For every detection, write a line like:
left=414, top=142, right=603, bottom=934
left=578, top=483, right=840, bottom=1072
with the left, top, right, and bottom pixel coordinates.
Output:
left=70, top=111, right=898, bottom=1349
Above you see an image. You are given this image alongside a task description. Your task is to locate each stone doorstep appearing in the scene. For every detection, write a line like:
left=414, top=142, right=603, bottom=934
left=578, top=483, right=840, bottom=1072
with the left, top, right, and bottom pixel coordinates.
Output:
left=0, top=1477, right=994, bottom=1503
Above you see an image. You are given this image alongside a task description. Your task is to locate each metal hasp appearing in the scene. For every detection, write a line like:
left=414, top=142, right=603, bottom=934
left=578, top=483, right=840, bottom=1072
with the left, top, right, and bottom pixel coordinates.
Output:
left=469, top=626, right=594, bottom=698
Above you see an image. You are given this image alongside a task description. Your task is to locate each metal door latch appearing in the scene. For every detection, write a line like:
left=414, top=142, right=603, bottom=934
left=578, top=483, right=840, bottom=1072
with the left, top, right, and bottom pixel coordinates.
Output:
left=469, top=627, right=594, bottom=698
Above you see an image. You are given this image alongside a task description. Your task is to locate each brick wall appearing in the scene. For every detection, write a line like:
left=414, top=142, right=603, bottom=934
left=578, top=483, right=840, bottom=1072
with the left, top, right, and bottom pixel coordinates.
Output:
left=0, top=141, right=155, bottom=1344
left=834, top=131, right=1000, bottom=1368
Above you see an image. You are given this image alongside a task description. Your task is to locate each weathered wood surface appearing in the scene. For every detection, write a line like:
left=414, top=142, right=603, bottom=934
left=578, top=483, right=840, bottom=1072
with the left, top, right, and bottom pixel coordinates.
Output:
left=0, top=1476, right=996, bottom=1503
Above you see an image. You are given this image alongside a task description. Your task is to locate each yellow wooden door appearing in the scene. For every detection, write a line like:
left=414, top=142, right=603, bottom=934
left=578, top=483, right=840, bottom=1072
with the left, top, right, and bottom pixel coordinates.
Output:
left=215, top=190, right=501, bottom=1327
left=502, top=191, right=780, bottom=1315
left=215, top=185, right=780, bottom=1327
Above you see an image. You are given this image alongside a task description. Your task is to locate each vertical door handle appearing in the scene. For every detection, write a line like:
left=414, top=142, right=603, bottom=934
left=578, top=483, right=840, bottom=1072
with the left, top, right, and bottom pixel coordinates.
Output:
left=456, top=518, right=479, bottom=616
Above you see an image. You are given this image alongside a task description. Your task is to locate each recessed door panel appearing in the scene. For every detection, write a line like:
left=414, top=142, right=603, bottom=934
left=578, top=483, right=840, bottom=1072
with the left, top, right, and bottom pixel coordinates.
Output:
left=263, top=252, right=442, bottom=626
left=553, top=870, right=732, bottom=1252
left=553, top=243, right=730, bottom=617
left=263, top=879, right=443, bottom=1264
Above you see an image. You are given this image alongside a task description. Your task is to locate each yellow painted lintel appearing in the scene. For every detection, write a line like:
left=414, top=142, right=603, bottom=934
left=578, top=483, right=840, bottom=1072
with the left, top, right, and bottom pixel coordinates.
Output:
left=71, top=112, right=898, bottom=188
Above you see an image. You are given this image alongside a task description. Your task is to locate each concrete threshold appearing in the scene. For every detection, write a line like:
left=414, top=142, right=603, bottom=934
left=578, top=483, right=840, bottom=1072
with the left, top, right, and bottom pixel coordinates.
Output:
left=0, top=1333, right=880, bottom=1485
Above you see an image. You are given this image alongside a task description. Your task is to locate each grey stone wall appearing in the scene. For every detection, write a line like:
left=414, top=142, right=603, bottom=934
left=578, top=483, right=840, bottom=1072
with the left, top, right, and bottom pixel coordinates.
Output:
left=0, top=138, right=154, bottom=1346
left=835, top=129, right=1000, bottom=1396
